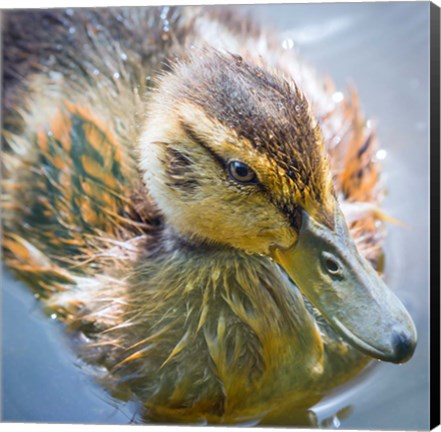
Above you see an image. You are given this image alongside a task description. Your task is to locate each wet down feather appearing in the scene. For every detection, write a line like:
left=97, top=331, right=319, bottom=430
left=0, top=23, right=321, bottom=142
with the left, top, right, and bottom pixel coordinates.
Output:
left=1, top=6, right=416, bottom=425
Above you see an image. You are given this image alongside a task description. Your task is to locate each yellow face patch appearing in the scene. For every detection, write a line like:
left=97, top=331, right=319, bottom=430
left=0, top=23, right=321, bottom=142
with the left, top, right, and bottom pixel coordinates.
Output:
left=141, top=50, right=337, bottom=254
left=178, top=102, right=335, bottom=229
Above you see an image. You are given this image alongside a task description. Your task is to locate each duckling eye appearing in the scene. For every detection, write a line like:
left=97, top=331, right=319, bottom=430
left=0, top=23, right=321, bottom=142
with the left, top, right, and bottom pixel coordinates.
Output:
left=228, top=161, right=258, bottom=184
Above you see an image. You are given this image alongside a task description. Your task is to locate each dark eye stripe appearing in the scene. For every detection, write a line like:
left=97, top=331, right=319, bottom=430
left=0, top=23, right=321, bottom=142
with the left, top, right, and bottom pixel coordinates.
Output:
left=180, top=120, right=259, bottom=187
left=180, top=120, right=227, bottom=168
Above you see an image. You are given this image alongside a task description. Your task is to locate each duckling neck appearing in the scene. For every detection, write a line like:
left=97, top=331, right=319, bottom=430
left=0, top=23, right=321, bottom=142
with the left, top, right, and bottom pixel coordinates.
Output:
left=117, top=227, right=326, bottom=420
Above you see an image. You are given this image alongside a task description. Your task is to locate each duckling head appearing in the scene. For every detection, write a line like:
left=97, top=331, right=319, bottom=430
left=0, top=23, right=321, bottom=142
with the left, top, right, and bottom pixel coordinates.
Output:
left=140, top=50, right=416, bottom=364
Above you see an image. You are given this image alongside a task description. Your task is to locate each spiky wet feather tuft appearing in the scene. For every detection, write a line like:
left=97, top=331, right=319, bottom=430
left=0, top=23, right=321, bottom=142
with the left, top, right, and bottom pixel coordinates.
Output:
left=2, top=6, right=385, bottom=423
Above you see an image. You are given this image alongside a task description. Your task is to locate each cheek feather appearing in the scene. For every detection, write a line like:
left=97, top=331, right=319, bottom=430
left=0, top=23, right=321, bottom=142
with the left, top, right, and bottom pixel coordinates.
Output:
left=164, top=147, right=200, bottom=193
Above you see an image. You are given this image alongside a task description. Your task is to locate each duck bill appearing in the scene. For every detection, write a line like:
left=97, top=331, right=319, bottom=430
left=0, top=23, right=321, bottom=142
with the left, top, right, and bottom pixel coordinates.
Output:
left=273, top=208, right=417, bottom=364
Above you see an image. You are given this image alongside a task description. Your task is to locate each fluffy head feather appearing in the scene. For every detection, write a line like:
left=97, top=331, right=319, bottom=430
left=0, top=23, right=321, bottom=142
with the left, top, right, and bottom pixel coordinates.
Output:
left=140, top=50, right=335, bottom=255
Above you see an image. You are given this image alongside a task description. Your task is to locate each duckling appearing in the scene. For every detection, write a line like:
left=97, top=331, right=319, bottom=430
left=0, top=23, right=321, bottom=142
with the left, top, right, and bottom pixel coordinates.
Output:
left=1, top=6, right=417, bottom=424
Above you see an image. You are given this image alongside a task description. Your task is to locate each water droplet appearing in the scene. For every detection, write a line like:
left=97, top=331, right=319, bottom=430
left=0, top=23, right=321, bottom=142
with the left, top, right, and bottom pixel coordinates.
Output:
left=68, top=26, right=76, bottom=34
left=92, top=69, right=100, bottom=76
left=65, top=8, right=74, bottom=16
left=116, top=14, right=124, bottom=22
left=50, top=313, right=57, bottom=320
left=160, top=6, right=170, bottom=20
left=376, top=149, right=387, bottom=160
left=332, top=91, right=344, bottom=103
left=232, top=54, right=243, bottom=64
left=332, top=416, right=341, bottom=428
left=113, top=72, right=120, bottom=80
left=332, top=135, right=341, bottom=146
left=366, top=119, right=372, bottom=129
left=282, top=38, right=294, bottom=50
left=47, top=131, right=53, bottom=137
left=120, top=52, right=128, bottom=61
left=163, top=24, right=170, bottom=33
left=295, top=105, right=301, bottom=112
left=49, top=71, right=63, bottom=81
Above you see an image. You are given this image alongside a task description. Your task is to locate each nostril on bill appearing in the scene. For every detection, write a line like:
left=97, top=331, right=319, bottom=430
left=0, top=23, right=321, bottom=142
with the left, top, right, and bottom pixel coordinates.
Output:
left=321, top=252, right=342, bottom=276
left=391, top=331, right=416, bottom=364
left=325, top=257, right=339, bottom=273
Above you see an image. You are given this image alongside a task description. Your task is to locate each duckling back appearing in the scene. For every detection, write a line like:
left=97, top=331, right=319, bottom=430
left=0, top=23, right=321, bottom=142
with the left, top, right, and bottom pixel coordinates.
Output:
left=2, top=8, right=172, bottom=288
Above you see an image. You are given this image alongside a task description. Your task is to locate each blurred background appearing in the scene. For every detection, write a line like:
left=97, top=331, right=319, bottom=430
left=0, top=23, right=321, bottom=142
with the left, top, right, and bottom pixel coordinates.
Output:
left=2, top=2, right=430, bottom=429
